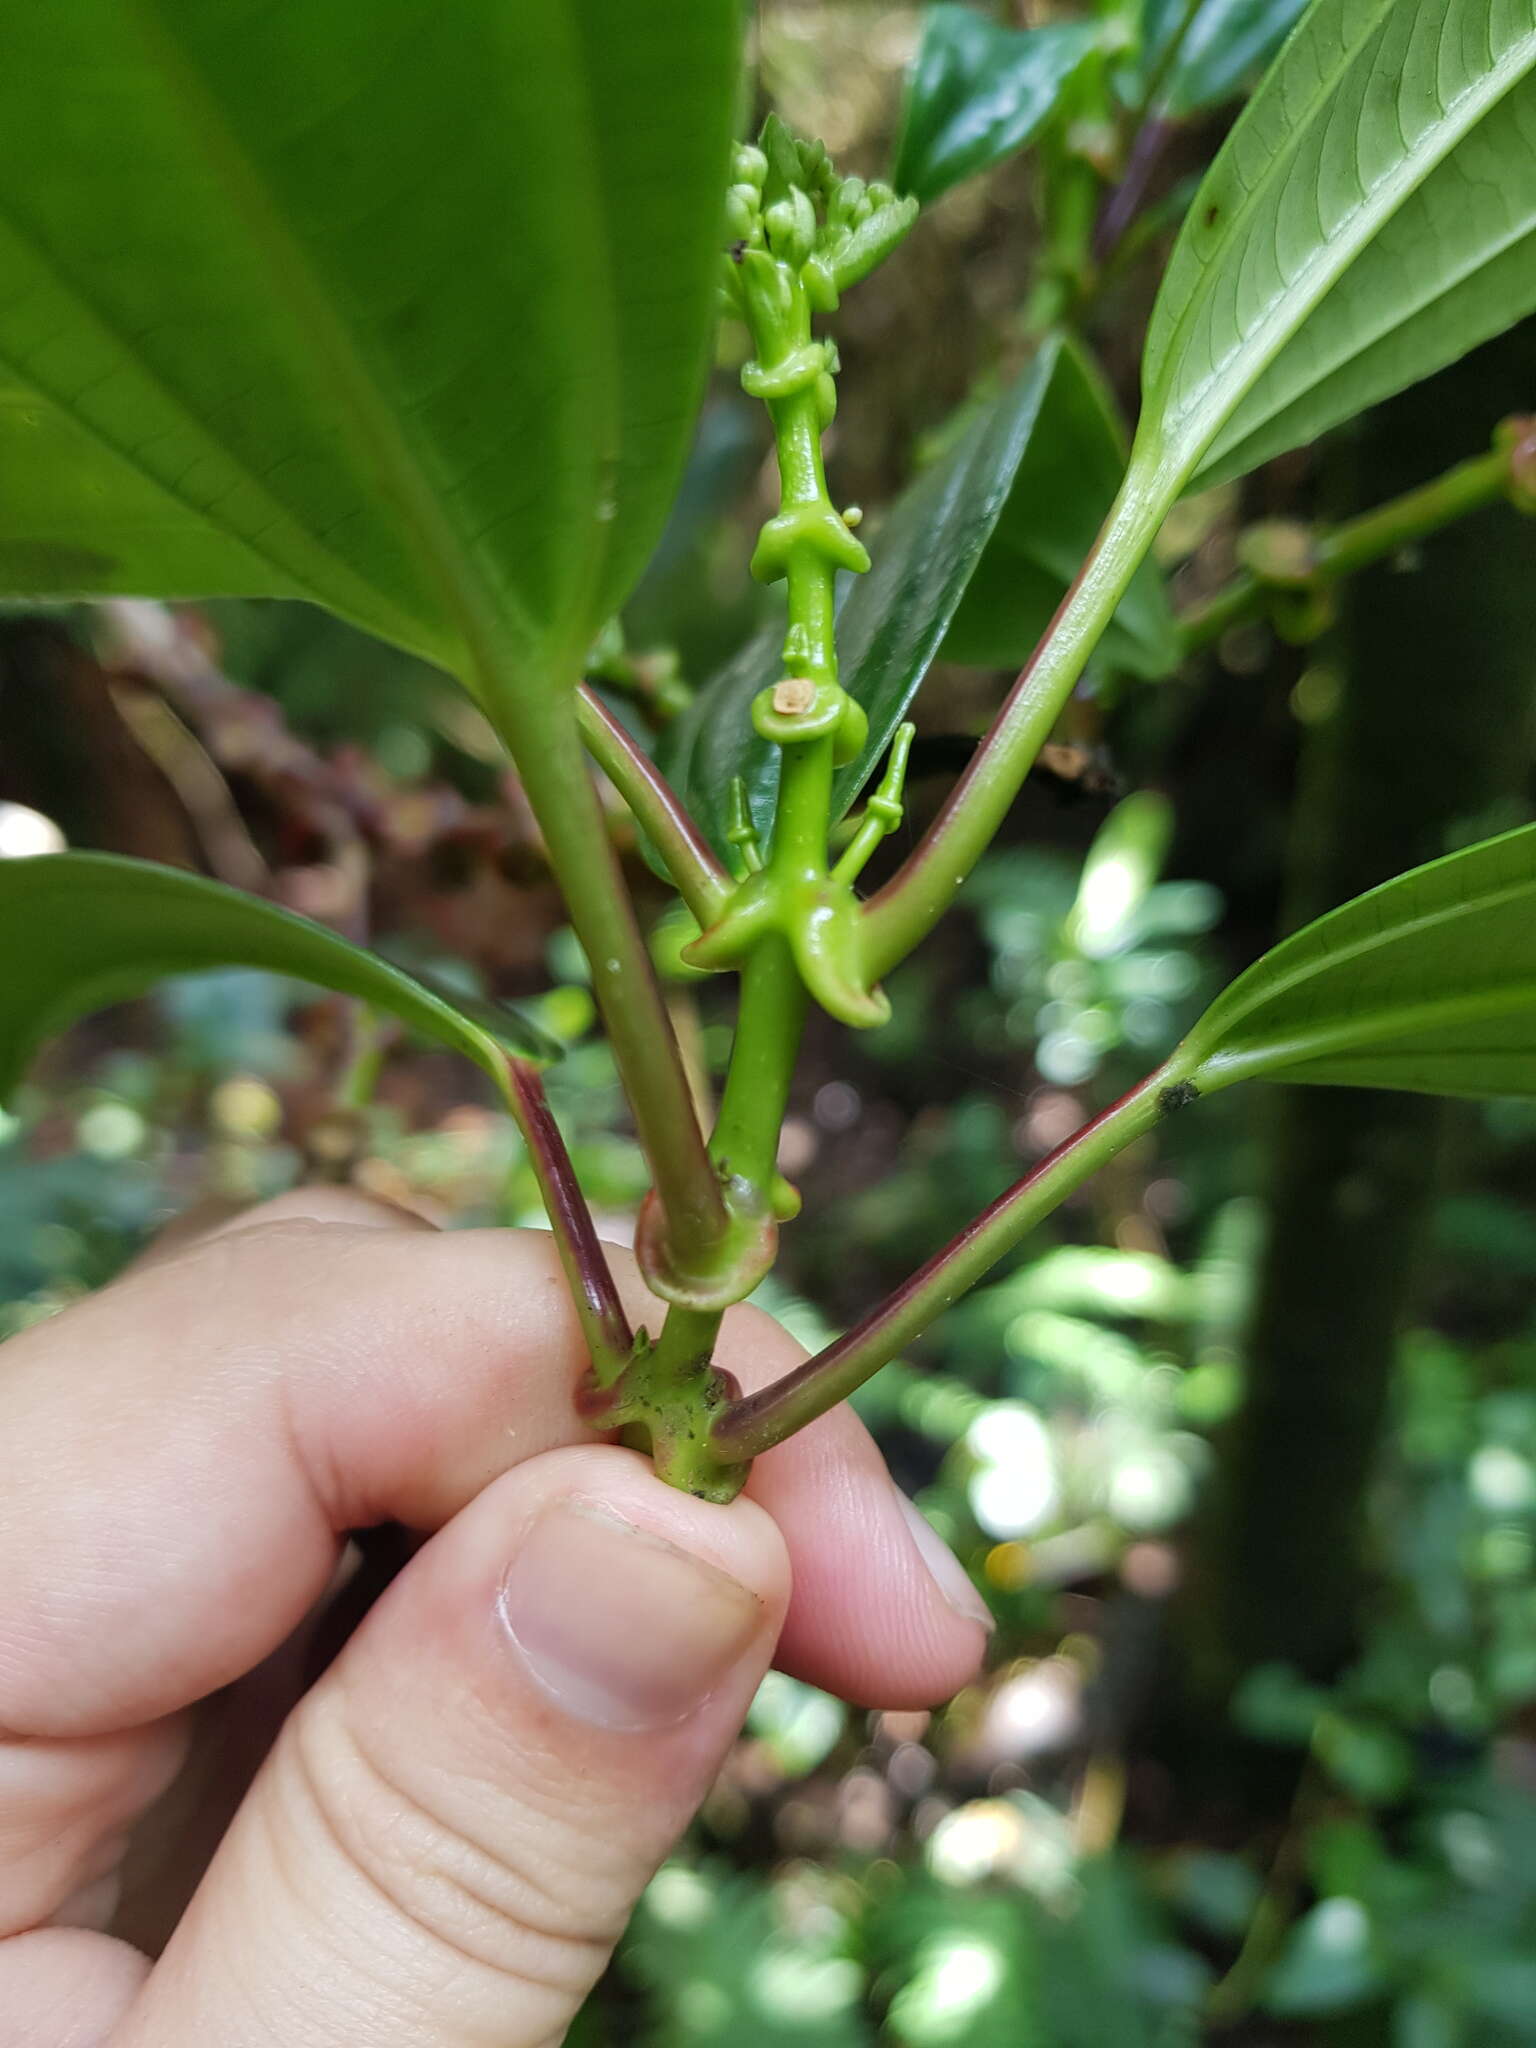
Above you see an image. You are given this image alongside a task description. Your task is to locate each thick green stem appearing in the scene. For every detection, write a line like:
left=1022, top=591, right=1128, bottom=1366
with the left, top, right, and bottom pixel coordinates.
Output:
left=711, top=935, right=808, bottom=1197
left=477, top=681, right=728, bottom=1288
left=1180, top=435, right=1527, bottom=654
left=711, top=1066, right=1176, bottom=1461
left=861, top=481, right=1168, bottom=980
left=581, top=1299, right=743, bottom=1502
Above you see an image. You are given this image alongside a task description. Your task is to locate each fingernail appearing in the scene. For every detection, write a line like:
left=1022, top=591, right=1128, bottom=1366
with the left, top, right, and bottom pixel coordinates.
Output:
left=897, top=1493, right=994, bottom=1632
left=499, top=1498, right=766, bottom=1731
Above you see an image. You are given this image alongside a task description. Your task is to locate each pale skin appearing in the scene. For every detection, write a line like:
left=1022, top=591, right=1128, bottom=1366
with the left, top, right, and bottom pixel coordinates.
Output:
left=0, top=1188, right=991, bottom=2047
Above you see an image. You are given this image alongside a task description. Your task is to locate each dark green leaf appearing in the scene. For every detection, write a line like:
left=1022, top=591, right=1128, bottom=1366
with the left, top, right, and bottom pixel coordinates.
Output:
left=1136, top=0, right=1307, bottom=115
left=1174, top=822, right=1536, bottom=1100
left=0, top=854, right=558, bottom=1109
left=0, top=2, right=739, bottom=693
left=942, top=337, right=1177, bottom=680
left=1136, top=0, right=1536, bottom=494
left=893, top=5, right=1100, bottom=204
left=662, top=342, right=1068, bottom=859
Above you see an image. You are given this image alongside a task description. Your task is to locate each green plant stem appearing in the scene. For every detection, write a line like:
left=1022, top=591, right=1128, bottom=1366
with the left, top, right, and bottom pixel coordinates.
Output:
left=479, top=683, right=729, bottom=1287
left=860, top=482, right=1167, bottom=980
left=575, top=684, right=731, bottom=925
left=706, top=229, right=848, bottom=1216
left=710, top=934, right=808, bottom=1194
left=1180, top=440, right=1518, bottom=654
left=711, top=1065, right=1176, bottom=1461
left=609, top=1302, right=743, bottom=1502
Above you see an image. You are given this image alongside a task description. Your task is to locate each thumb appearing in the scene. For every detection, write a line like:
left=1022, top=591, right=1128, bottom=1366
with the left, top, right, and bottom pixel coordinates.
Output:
left=118, top=1446, right=790, bottom=2048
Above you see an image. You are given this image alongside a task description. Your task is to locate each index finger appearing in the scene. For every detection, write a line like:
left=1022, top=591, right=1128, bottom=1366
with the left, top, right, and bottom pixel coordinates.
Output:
left=0, top=1198, right=988, bottom=1743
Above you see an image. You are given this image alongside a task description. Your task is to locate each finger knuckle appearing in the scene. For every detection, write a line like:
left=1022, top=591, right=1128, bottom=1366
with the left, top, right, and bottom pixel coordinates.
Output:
left=283, top=1688, right=611, bottom=2009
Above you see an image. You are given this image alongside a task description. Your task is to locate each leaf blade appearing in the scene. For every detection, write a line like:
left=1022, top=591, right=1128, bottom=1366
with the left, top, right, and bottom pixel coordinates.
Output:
left=1137, top=0, right=1309, bottom=115
left=1137, top=0, right=1536, bottom=494
left=1175, top=822, right=1536, bottom=1099
left=941, top=336, right=1178, bottom=681
left=893, top=6, right=1100, bottom=204
left=0, top=853, right=558, bottom=1107
left=0, top=1, right=739, bottom=685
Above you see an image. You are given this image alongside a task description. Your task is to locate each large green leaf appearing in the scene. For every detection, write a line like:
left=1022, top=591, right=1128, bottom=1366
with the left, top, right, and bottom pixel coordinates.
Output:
left=1136, top=0, right=1308, bottom=115
left=942, top=337, right=1177, bottom=681
left=0, top=853, right=558, bottom=1106
left=1137, top=0, right=1536, bottom=495
left=893, top=6, right=1100, bottom=204
left=1171, top=822, right=1536, bottom=1099
left=661, top=343, right=1067, bottom=861
left=0, top=2, right=739, bottom=684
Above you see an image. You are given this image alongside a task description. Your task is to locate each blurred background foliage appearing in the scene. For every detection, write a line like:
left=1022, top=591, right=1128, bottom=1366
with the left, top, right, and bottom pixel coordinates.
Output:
left=3, top=1, right=1536, bottom=2042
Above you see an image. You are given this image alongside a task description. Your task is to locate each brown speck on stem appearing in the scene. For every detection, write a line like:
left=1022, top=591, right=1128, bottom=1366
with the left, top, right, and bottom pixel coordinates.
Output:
left=772, top=676, right=817, bottom=715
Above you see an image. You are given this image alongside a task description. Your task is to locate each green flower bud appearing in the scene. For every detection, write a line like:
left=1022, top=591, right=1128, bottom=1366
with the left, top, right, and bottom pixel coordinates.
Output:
left=764, top=189, right=816, bottom=268
left=830, top=175, right=866, bottom=227
left=733, top=143, right=768, bottom=190
left=725, top=185, right=757, bottom=242
left=798, top=137, right=835, bottom=201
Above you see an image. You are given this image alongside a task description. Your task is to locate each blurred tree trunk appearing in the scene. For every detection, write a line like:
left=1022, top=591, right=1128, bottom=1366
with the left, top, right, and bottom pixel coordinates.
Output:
left=1207, top=329, right=1536, bottom=1682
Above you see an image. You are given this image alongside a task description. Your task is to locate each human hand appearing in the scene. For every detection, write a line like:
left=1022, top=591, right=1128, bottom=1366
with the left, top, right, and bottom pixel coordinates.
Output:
left=0, top=1191, right=990, bottom=2045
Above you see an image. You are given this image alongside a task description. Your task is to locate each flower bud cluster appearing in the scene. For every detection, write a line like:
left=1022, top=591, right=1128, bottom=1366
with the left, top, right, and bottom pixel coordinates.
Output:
left=722, top=117, right=916, bottom=316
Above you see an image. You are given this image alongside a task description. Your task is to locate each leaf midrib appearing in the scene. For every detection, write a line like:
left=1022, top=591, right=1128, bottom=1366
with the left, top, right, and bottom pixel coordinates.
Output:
left=1150, top=0, right=1536, bottom=472
left=1192, top=858, right=1536, bottom=1046
left=1196, top=975, right=1536, bottom=1088
left=1215, top=188, right=1536, bottom=467
left=123, top=0, right=564, bottom=680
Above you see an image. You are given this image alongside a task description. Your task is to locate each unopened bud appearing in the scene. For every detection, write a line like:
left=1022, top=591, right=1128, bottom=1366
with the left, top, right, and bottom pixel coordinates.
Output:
left=831, top=175, right=867, bottom=227
left=733, top=143, right=768, bottom=190
left=765, top=189, right=816, bottom=268
left=725, top=185, right=758, bottom=241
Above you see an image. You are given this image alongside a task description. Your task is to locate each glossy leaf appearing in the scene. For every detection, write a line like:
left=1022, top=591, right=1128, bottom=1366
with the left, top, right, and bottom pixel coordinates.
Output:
left=942, top=337, right=1177, bottom=681
left=893, top=5, right=1100, bottom=204
left=1137, top=0, right=1536, bottom=494
left=0, top=2, right=739, bottom=687
left=1174, top=822, right=1536, bottom=1100
left=0, top=853, right=559, bottom=1108
left=662, top=343, right=1067, bottom=859
left=1136, top=0, right=1308, bottom=115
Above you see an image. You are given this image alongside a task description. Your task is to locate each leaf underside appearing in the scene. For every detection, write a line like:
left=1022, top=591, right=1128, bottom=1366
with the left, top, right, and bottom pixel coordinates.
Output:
left=1179, top=822, right=1536, bottom=1098
left=0, top=1, right=739, bottom=689
left=1139, top=0, right=1536, bottom=493
left=0, top=854, right=557, bottom=1109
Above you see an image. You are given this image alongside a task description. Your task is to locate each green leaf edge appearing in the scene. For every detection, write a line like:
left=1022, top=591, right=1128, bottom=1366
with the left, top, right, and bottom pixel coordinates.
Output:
left=1176, top=820, right=1536, bottom=1099
left=0, top=852, right=560, bottom=1113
